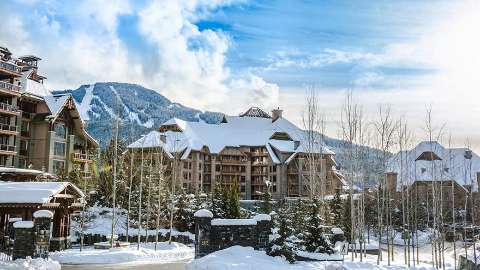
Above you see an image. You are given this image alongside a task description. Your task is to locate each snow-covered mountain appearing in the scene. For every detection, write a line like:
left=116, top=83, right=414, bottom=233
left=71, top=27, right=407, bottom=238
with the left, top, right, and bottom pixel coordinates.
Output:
left=53, top=82, right=224, bottom=146
left=53, top=82, right=384, bottom=172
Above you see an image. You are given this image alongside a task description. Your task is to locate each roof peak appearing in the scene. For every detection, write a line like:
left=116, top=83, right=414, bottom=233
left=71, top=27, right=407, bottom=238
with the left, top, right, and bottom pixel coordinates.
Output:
left=239, top=106, right=271, bottom=118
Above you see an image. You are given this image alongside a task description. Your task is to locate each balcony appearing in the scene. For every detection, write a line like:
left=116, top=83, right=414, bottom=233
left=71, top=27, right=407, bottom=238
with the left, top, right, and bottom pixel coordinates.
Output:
left=0, top=102, right=20, bottom=115
left=0, top=81, right=21, bottom=96
left=0, top=61, right=22, bottom=77
left=0, top=144, right=16, bottom=155
left=0, top=124, right=18, bottom=135
left=71, top=152, right=93, bottom=163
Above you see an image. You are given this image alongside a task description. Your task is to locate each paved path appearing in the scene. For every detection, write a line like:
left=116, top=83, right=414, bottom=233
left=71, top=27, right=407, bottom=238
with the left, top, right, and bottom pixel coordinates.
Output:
left=62, top=261, right=187, bottom=270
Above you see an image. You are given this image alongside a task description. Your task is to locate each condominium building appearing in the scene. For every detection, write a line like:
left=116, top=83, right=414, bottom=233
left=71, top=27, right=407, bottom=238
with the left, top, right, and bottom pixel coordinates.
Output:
left=0, top=47, right=97, bottom=178
left=129, top=107, right=346, bottom=200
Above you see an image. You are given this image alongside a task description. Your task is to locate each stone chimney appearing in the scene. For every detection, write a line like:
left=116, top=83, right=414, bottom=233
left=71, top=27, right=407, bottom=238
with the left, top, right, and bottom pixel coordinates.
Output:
left=160, top=134, right=167, bottom=143
left=271, top=108, right=283, bottom=122
left=477, top=172, right=480, bottom=193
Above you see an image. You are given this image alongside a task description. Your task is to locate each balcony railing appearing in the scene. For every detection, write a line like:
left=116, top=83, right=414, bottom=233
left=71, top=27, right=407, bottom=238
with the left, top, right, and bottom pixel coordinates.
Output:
left=0, top=123, right=17, bottom=134
left=71, top=152, right=93, bottom=163
left=0, top=102, right=20, bottom=114
left=0, top=81, right=21, bottom=93
left=0, top=61, right=22, bottom=75
left=0, top=144, right=16, bottom=153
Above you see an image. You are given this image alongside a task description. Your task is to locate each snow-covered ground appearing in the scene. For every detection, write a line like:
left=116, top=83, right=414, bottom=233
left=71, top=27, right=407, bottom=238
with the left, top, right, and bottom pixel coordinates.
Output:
left=51, top=242, right=193, bottom=265
left=186, top=242, right=480, bottom=270
left=0, top=257, right=60, bottom=270
left=71, top=206, right=194, bottom=241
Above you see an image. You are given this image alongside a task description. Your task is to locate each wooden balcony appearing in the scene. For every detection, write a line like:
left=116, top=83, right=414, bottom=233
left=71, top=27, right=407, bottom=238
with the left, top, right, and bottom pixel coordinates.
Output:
left=0, top=81, right=21, bottom=96
left=0, top=123, right=18, bottom=136
left=0, top=102, right=20, bottom=115
left=0, top=144, right=16, bottom=155
left=71, top=153, right=93, bottom=163
left=0, top=61, right=22, bottom=77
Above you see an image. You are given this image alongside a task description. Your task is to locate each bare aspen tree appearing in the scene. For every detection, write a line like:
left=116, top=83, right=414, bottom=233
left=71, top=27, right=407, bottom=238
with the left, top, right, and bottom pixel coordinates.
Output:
left=372, top=104, right=397, bottom=265
left=340, top=90, right=364, bottom=261
left=301, top=87, right=327, bottom=203
left=110, top=109, right=119, bottom=248
left=155, top=139, right=165, bottom=250
left=137, top=135, right=147, bottom=250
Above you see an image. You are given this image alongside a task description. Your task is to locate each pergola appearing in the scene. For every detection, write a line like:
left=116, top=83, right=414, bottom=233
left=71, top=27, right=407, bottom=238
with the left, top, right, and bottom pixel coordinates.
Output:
left=0, top=181, right=84, bottom=250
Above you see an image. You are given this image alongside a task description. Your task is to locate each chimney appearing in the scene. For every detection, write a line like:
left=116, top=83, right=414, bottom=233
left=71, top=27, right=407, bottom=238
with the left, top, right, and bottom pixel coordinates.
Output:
left=271, top=107, right=283, bottom=122
left=160, top=134, right=167, bottom=143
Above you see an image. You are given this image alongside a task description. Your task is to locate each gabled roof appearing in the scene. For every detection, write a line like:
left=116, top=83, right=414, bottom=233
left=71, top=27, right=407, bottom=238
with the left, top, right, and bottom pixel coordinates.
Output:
left=0, top=182, right=84, bottom=204
left=239, top=107, right=271, bottom=118
left=128, top=108, right=335, bottom=165
left=388, top=141, right=479, bottom=192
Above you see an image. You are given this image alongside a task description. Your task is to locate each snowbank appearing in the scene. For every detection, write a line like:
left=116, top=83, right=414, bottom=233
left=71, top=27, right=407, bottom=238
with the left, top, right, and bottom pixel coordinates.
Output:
left=51, top=242, right=193, bottom=265
left=186, top=246, right=322, bottom=270
left=0, top=257, right=60, bottom=270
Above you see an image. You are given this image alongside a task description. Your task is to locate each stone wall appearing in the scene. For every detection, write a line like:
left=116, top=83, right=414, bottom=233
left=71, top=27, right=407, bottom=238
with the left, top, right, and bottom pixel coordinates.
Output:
left=194, top=209, right=271, bottom=258
left=12, top=210, right=53, bottom=259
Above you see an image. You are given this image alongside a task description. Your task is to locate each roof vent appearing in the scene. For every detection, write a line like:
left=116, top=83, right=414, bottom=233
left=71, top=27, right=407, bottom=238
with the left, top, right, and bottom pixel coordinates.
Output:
left=271, top=107, right=283, bottom=122
left=464, top=150, right=472, bottom=160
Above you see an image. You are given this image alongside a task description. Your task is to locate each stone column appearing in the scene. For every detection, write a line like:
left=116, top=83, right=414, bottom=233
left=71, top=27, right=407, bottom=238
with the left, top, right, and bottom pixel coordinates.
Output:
left=33, top=210, right=53, bottom=258
left=194, top=209, right=213, bottom=258
left=12, top=221, right=35, bottom=260
left=46, top=131, right=55, bottom=173
left=253, top=214, right=272, bottom=251
left=66, top=134, right=75, bottom=173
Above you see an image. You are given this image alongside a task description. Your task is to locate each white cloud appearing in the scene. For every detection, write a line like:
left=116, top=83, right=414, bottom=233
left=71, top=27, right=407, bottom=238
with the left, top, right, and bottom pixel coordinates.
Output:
left=0, top=0, right=279, bottom=115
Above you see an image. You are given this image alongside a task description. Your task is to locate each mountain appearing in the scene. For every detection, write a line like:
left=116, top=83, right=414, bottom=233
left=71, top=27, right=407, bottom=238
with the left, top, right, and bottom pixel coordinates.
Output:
left=53, top=82, right=385, bottom=173
left=53, top=82, right=224, bottom=147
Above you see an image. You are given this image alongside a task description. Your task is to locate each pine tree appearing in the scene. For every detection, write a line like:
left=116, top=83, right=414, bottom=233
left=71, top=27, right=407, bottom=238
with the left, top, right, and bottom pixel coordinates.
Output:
left=268, top=202, right=296, bottom=263
left=303, top=199, right=333, bottom=253
left=211, top=182, right=226, bottom=218
left=260, top=182, right=273, bottom=214
left=174, top=190, right=190, bottom=232
left=329, top=189, right=343, bottom=226
left=227, top=180, right=241, bottom=218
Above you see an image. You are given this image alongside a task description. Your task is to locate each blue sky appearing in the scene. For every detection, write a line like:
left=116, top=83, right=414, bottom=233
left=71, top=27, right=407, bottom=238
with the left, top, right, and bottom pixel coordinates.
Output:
left=1, top=0, right=479, bottom=148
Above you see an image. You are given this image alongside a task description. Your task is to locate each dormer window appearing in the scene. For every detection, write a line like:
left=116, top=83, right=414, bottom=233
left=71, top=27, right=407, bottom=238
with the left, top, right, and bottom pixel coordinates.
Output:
left=444, top=168, right=449, bottom=173
left=416, top=151, right=442, bottom=161
left=421, top=168, right=426, bottom=173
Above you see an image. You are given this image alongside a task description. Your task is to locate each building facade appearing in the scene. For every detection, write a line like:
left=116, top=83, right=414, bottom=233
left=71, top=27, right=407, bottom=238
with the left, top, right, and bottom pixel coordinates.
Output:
left=386, top=141, right=480, bottom=223
left=129, top=107, right=345, bottom=200
left=0, top=47, right=97, bottom=177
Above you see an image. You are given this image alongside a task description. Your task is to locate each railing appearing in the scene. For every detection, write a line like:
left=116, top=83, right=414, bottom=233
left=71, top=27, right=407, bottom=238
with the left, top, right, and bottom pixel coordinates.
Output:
left=0, top=60, right=22, bottom=75
left=0, top=123, right=17, bottom=133
left=0, top=144, right=16, bottom=152
left=0, top=102, right=20, bottom=114
left=0, top=81, right=21, bottom=93
left=71, top=152, right=92, bottom=162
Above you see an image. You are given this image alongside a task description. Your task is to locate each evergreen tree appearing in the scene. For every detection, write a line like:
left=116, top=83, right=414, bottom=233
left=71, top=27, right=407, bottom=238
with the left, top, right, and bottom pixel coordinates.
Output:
left=342, top=194, right=353, bottom=242
left=268, top=202, right=296, bottom=263
left=227, top=180, right=241, bottom=218
left=260, top=181, right=273, bottom=214
left=329, top=189, right=343, bottom=226
left=174, top=190, right=191, bottom=232
left=303, top=199, right=333, bottom=253
left=211, top=182, right=226, bottom=218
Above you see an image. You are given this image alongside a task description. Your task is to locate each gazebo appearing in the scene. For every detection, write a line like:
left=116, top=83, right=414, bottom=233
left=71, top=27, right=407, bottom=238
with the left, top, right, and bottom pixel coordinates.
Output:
left=0, top=181, right=84, bottom=251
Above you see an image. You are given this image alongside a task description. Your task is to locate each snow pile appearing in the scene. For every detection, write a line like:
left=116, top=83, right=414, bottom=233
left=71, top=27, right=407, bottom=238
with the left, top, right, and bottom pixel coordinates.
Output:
left=186, top=246, right=321, bottom=270
left=253, top=214, right=271, bottom=221
left=13, top=221, right=34, bottom=229
left=194, top=209, right=213, bottom=218
left=33, top=210, right=54, bottom=219
left=71, top=206, right=194, bottom=241
left=51, top=242, right=193, bottom=265
left=0, top=257, right=60, bottom=270
left=211, top=219, right=257, bottom=226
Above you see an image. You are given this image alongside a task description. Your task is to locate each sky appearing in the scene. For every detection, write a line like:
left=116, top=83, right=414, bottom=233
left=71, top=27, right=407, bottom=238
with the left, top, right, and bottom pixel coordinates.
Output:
left=1, top=0, right=480, bottom=151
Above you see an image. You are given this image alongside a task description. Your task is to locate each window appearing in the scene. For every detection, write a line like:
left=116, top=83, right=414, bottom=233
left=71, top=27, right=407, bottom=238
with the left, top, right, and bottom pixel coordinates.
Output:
left=21, top=121, right=30, bottom=137
left=54, top=142, right=66, bottom=156
left=240, top=185, right=245, bottom=192
left=53, top=160, right=64, bottom=173
left=0, top=135, right=8, bottom=145
left=215, top=165, right=220, bottom=172
left=53, top=123, right=66, bottom=139
left=0, top=156, right=7, bottom=166
left=19, top=140, right=28, bottom=156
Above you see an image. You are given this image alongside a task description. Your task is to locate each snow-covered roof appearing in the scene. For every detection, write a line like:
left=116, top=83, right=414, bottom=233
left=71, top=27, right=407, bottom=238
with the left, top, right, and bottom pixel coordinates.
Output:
left=253, top=214, right=271, bottom=221
left=33, top=210, right=54, bottom=218
left=128, top=108, right=334, bottom=165
left=44, top=95, right=70, bottom=119
left=22, top=77, right=50, bottom=96
left=211, top=218, right=257, bottom=226
left=0, top=182, right=84, bottom=204
left=387, top=141, right=480, bottom=192
left=13, top=221, right=34, bottom=229
left=0, top=167, right=56, bottom=177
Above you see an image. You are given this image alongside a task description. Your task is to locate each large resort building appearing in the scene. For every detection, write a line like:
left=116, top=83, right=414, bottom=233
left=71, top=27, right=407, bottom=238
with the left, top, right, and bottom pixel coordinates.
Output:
left=386, top=141, right=480, bottom=223
left=0, top=47, right=98, bottom=178
left=129, top=107, right=346, bottom=200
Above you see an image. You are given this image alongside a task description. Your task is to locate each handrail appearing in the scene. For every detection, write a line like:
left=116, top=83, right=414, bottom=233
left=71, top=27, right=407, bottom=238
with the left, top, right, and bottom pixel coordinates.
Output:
left=0, top=144, right=16, bottom=152
left=0, top=123, right=17, bottom=132
left=0, top=60, right=22, bottom=74
left=0, top=81, right=21, bottom=93
left=0, top=102, right=19, bottom=113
